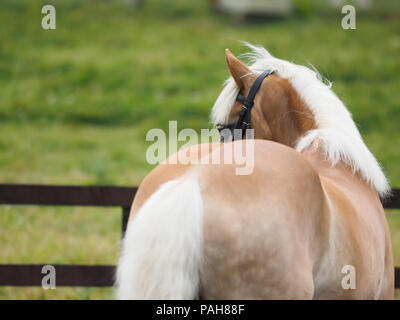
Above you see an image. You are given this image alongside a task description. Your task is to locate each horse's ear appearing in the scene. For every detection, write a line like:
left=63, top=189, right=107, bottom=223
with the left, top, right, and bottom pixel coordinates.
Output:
left=225, top=48, right=252, bottom=88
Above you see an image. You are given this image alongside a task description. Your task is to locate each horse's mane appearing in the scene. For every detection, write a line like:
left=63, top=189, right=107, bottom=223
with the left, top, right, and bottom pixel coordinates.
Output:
left=211, top=43, right=390, bottom=197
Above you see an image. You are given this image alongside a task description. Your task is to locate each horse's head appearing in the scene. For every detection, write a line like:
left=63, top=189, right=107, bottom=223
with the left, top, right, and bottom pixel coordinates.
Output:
left=212, top=43, right=390, bottom=197
left=213, top=46, right=316, bottom=148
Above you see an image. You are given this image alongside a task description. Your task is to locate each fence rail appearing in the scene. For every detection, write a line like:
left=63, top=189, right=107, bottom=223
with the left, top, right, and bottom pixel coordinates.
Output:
left=0, top=184, right=399, bottom=289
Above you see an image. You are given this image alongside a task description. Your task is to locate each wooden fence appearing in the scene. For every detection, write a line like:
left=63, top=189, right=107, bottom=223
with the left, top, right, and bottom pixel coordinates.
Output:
left=0, top=184, right=399, bottom=289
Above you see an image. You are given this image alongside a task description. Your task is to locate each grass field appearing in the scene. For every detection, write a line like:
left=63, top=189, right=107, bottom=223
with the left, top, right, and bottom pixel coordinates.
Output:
left=0, top=0, right=399, bottom=299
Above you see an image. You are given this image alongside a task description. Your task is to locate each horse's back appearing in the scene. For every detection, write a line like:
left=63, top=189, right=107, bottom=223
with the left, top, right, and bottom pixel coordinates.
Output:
left=132, top=139, right=323, bottom=215
left=196, top=140, right=325, bottom=299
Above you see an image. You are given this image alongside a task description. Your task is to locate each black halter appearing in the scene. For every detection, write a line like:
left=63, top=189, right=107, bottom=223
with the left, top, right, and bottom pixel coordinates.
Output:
left=218, top=70, right=273, bottom=142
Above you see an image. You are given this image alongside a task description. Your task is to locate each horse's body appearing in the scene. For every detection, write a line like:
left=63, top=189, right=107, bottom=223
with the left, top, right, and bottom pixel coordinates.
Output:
left=116, top=45, right=393, bottom=299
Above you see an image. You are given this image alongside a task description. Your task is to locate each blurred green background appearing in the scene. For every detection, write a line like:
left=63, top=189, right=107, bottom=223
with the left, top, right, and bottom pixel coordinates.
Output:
left=0, top=0, right=399, bottom=299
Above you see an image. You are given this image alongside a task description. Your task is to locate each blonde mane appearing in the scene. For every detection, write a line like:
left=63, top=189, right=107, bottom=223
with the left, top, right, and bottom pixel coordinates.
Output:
left=211, top=43, right=390, bottom=197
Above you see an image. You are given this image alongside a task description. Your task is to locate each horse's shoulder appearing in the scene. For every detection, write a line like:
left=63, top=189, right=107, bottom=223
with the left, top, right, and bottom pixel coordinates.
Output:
left=252, top=140, right=321, bottom=179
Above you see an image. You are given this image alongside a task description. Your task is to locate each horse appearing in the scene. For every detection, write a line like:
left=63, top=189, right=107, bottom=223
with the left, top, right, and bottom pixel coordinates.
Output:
left=116, top=44, right=394, bottom=299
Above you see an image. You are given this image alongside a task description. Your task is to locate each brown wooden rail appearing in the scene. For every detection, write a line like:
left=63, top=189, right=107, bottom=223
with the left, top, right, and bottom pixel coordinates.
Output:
left=0, top=184, right=399, bottom=289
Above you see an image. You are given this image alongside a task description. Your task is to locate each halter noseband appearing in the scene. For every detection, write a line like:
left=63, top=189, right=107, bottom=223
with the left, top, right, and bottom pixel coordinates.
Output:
left=218, top=70, right=273, bottom=142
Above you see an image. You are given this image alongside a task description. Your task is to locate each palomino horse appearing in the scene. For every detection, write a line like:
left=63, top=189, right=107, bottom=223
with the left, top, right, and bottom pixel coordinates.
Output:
left=116, top=44, right=394, bottom=299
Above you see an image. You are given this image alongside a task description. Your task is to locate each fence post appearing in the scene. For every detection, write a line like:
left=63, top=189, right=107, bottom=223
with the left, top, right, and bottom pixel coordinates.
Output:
left=121, top=207, right=130, bottom=238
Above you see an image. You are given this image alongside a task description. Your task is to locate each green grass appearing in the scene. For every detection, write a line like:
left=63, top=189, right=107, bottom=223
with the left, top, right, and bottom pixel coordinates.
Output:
left=0, top=0, right=399, bottom=299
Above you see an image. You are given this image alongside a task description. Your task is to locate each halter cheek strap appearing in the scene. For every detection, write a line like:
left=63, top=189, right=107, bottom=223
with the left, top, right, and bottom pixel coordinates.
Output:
left=234, top=70, right=273, bottom=136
